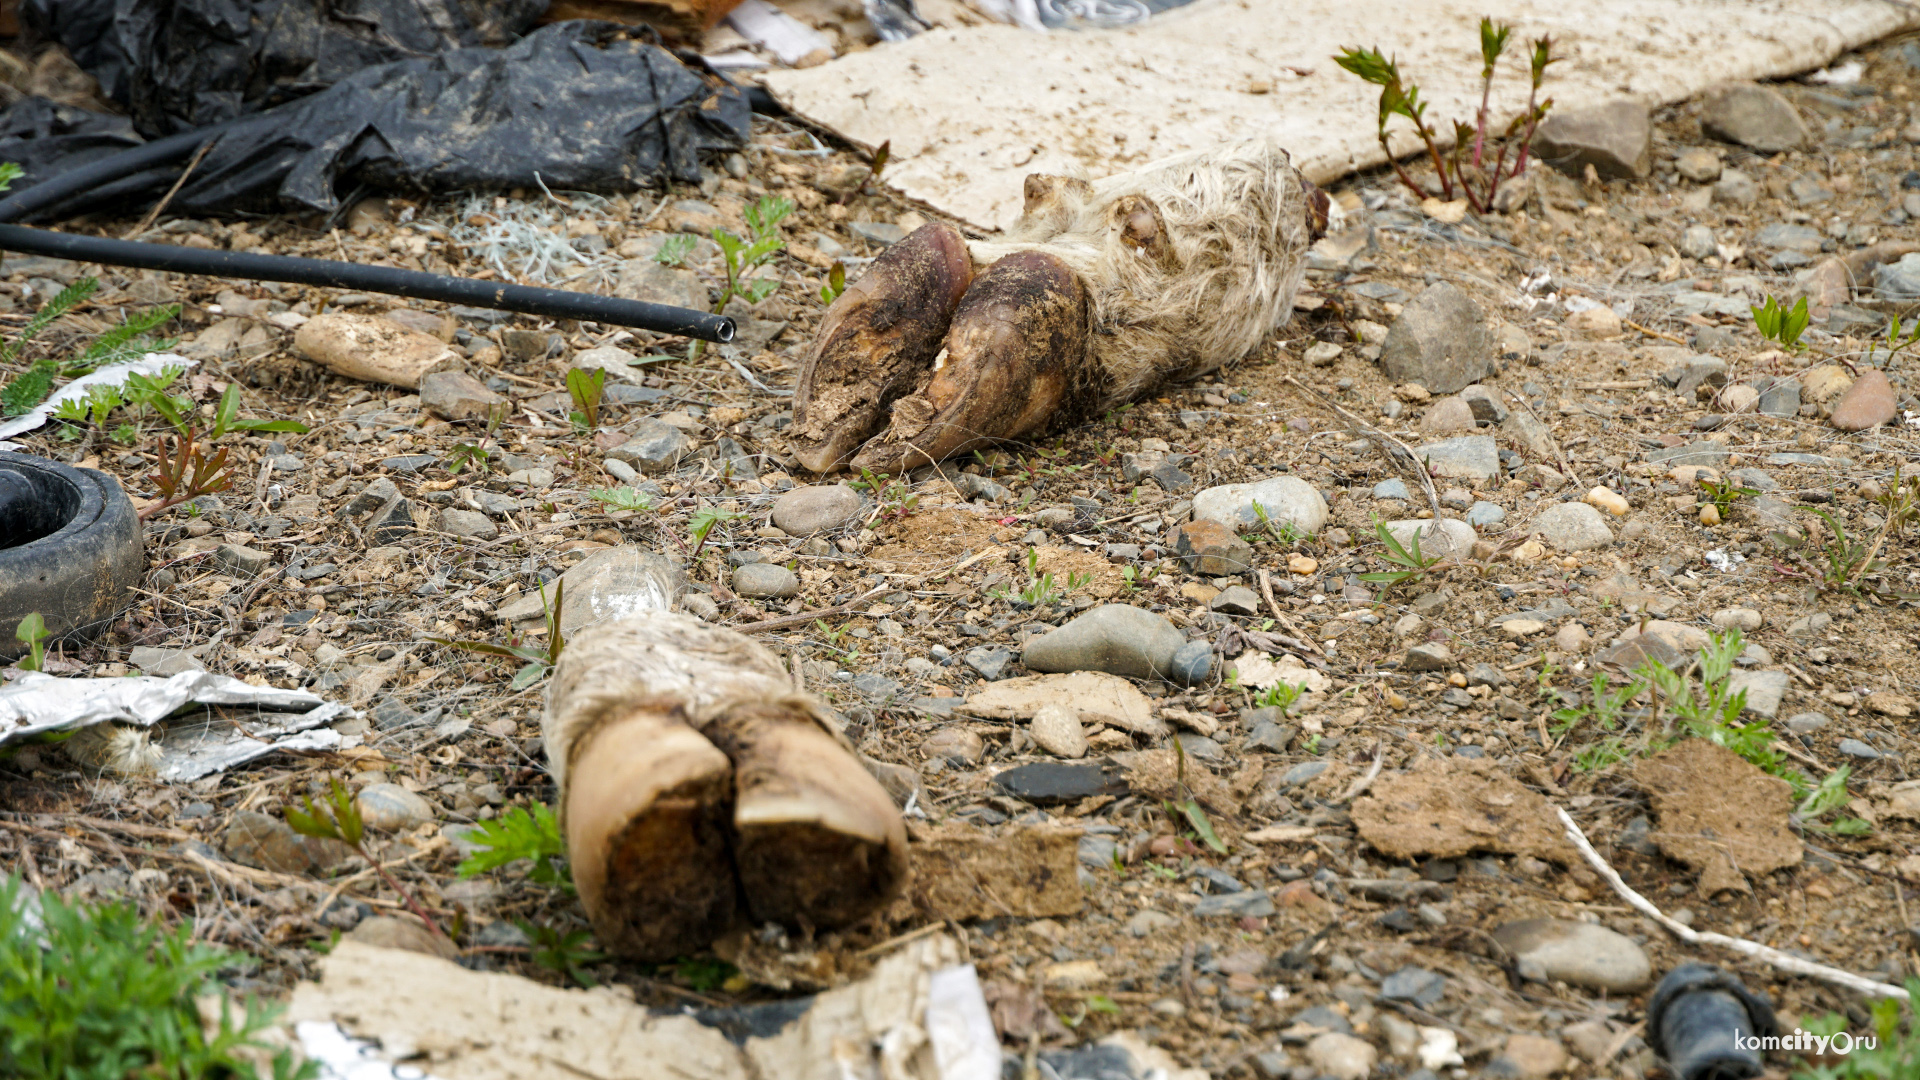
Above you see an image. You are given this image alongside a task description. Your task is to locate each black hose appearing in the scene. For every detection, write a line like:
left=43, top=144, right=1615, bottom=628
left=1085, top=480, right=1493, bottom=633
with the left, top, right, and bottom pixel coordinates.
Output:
left=0, top=126, right=736, bottom=341
left=0, top=223, right=735, bottom=341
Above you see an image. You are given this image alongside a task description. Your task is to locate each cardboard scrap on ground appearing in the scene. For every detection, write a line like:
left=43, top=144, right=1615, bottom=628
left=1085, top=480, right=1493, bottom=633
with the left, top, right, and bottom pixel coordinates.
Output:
left=764, top=0, right=1917, bottom=232
left=1351, top=755, right=1579, bottom=865
left=1631, top=738, right=1802, bottom=896
left=964, top=670, right=1167, bottom=737
left=900, top=821, right=1084, bottom=921
left=292, top=936, right=1002, bottom=1080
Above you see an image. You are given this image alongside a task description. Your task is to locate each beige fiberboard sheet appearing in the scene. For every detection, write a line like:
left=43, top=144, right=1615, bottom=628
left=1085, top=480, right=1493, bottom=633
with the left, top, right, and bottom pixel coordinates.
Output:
left=764, top=0, right=1919, bottom=232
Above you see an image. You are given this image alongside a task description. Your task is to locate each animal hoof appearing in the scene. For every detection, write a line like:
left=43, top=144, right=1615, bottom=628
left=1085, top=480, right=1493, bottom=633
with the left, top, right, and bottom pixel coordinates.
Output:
left=850, top=250, right=1089, bottom=474
left=790, top=223, right=972, bottom=473
left=562, top=705, right=738, bottom=962
left=703, top=701, right=908, bottom=929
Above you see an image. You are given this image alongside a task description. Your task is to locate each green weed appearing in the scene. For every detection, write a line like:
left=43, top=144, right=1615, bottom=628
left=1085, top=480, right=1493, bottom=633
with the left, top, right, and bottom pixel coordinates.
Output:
left=285, top=779, right=446, bottom=940
left=587, top=485, right=655, bottom=513
left=1358, top=517, right=1442, bottom=596
left=688, top=506, right=744, bottom=561
left=655, top=233, right=696, bottom=267
left=12, top=613, right=48, bottom=672
left=565, top=367, right=606, bottom=431
left=517, top=921, right=606, bottom=988
left=431, top=578, right=567, bottom=690
left=712, top=195, right=794, bottom=314
left=1793, top=983, right=1920, bottom=1079
left=818, top=260, right=846, bottom=305
left=0, top=875, right=315, bottom=1080
left=1751, top=295, right=1811, bottom=351
left=457, top=803, right=571, bottom=892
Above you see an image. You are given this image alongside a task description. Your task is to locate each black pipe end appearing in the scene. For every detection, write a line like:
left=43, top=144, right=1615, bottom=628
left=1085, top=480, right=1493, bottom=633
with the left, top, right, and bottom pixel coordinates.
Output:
left=714, top=316, right=736, bottom=344
left=1648, top=963, right=1780, bottom=1080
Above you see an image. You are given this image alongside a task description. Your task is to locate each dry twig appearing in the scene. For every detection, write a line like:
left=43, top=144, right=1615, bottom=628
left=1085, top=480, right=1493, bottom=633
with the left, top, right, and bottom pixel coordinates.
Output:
left=1284, top=375, right=1441, bottom=518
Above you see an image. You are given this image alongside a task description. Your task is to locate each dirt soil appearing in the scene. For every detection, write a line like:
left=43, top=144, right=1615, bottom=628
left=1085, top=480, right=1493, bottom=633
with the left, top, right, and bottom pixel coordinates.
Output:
left=6, top=28, right=1920, bottom=1080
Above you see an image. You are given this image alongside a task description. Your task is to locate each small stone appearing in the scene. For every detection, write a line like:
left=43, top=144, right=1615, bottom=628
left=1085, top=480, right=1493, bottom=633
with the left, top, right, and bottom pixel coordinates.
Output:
left=1210, top=585, right=1261, bottom=615
left=1465, top=501, right=1506, bottom=527
left=771, top=484, right=865, bottom=535
left=1385, top=518, right=1477, bottom=560
left=1533, top=100, right=1652, bottom=179
left=1582, top=487, right=1630, bottom=517
left=1031, top=703, right=1088, bottom=758
left=924, top=728, right=985, bottom=764
left=1728, top=669, right=1789, bottom=719
left=1190, top=475, right=1329, bottom=535
left=1678, top=225, right=1717, bottom=260
left=1421, top=396, right=1477, bottom=434
left=849, top=220, right=908, bottom=246
left=965, top=646, right=1013, bottom=681
left=436, top=508, right=497, bottom=540
left=346, top=915, right=456, bottom=959
left=1839, top=739, right=1882, bottom=760
left=1711, top=607, right=1762, bottom=631
left=1553, top=623, right=1590, bottom=653
left=418, top=370, right=507, bottom=422
left=354, top=783, right=435, bottom=831
left=368, top=494, right=414, bottom=544
left=1403, top=643, right=1453, bottom=672
left=1380, top=965, right=1447, bottom=1006
left=1379, top=282, right=1494, bottom=394
left=1714, top=169, right=1760, bottom=206
left=1306, top=1032, right=1378, bottom=1080
left=1459, top=383, right=1508, bottom=424
left=1168, top=640, right=1212, bottom=687
left=732, top=562, right=799, bottom=599
left=129, top=646, right=205, bottom=676
left=1077, top=834, right=1117, bottom=868
left=1287, top=553, right=1318, bottom=575
left=1503, top=619, right=1547, bottom=639
left=1492, top=918, right=1652, bottom=991
left=224, top=810, right=335, bottom=873
left=1786, top=712, right=1830, bottom=734
left=1501, top=1034, right=1570, bottom=1080
left=1373, top=479, right=1411, bottom=501
left=993, top=761, right=1129, bottom=804
left=1721, top=384, right=1760, bottom=413
left=1194, top=889, right=1275, bottom=917
left=1830, top=370, right=1896, bottom=431
left=1129, top=909, right=1179, bottom=937
left=1699, top=82, right=1810, bottom=152
left=1412, top=435, right=1500, bottom=480
left=1304, top=340, right=1342, bottom=366
left=1533, top=502, right=1614, bottom=551
left=1789, top=177, right=1833, bottom=205
left=214, top=543, right=271, bottom=577
left=1172, top=520, right=1254, bottom=575
left=1675, top=147, right=1722, bottom=183
left=606, top=418, right=690, bottom=473
left=1875, top=252, right=1920, bottom=300
left=1022, top=604, right=1185, bottom=681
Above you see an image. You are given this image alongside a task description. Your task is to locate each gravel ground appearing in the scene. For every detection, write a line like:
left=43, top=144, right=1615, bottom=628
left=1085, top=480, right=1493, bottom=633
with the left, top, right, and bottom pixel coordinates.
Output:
left=6, top=30, right=1920, bottom=1080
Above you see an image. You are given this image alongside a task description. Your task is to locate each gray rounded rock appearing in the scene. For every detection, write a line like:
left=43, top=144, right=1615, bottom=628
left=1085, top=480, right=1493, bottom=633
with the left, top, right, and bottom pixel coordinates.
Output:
left=1378, top=281, right=1494, bottom=395
left=1190, top=476, right=1329, bottom=535
left=1022, top=604, right=1184, bottom=680
left=1492, top=918, right=1651, bottom=992
left=732, top=562, right=800, bottom=599
left=771, top=484, right=865, bottom=535
left=354, top=783, right=435, bottom=832
left=1532, top=502, right=1614, bottom=551
left=1168, top=640, right=1212, bottom=686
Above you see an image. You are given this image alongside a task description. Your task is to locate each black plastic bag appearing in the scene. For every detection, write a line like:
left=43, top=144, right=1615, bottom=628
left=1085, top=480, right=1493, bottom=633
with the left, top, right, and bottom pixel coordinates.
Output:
left=175, top=21, right=750, bottom=214
left=0, top=98, right=143, bottom=192
left=0, top=22, right=750, bottom=217
left=22, top=0, right=547, bottom=136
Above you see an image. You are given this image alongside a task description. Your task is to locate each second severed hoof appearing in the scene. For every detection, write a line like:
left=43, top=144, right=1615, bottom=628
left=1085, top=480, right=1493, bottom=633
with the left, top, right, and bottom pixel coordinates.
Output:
left=849, top=250, right=1089, bottom=474
left=545, top=612, right=908, bottom=960
left=790, top=222, right=973, bottom=473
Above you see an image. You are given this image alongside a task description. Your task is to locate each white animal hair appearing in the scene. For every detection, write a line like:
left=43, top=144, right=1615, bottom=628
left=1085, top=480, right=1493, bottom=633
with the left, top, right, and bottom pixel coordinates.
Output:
left=968, top=137, right=1313, bottom=411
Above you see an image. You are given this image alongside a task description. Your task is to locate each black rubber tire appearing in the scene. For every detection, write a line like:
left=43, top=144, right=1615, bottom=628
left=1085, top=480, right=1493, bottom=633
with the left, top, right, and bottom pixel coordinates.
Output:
left=0, top=453, right=143, bottom=659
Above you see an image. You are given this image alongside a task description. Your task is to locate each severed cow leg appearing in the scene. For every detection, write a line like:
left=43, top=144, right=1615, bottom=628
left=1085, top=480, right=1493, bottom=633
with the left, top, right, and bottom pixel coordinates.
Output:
left=545, top=613, right=907, bottom=960
left=848, top=251, right=1090, bottom=475
left=790, top=223, right=973, bottom=473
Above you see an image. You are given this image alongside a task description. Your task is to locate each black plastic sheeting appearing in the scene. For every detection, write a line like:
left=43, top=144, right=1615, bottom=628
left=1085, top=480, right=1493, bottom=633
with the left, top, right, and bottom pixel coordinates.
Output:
left=0, top=98, right=144, bottom=195
left=23, top=0, right=545, bottom=136
left=0, top=21, right=751, bottom=218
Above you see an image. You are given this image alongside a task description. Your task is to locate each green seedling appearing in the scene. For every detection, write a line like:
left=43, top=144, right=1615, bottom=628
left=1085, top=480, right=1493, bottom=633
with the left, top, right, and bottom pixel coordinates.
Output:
left=0, top=875, right=316, bottom=1080
left=1775, top=508, right=1883, bottom=594
left=849, top=467, right=918, bottom=524
left=285, top=779, right=445, bottom=940
left=1251, top=503, right=1308, bottom=546
left=1334, top=18, right=1555, bottom=215
left=457, top=803, right=571, bottom=891
left=819, top=260, right=847, bottom=305
left=1751, top=295, right=1810, bottom=351
left=588, top=485, right=655, bottom=513
left=1357, top=517, right=1442, bottom=595
left=13, top=612, right=49, bottom=672
left=432, top=578, right=567, bottom=690
left=1795, top=765, right=1872, bottom=835
left=1697, top=477, right=1758, bottom=518
left=688, top=507, right=744, bottom=561
left=712, top=195, right=795, bottom=315
left=446, top=442, right=491, bottom=476
left=208, top=383, right=308, bottom=439
left=516, top=920, right=607, bottom=988
left=655, top=233, right=696, bottom=267
left=1550, top=671, right=1645, bottom=736
left=1792, top=982, right=1920, bottom=1080
left=139, top=430, right=233, bottom=521
left=1872, top=463, right=1920, bottom=538
left=668, top=956, right=738, bottom=993
left=566, top=367, right=606, bottom=431
left=1302, top=732, right=1323, bottom=754
left=1570, top=736, right=1640, bottom=774
left=1255, top=680, right=1307, bottom=714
